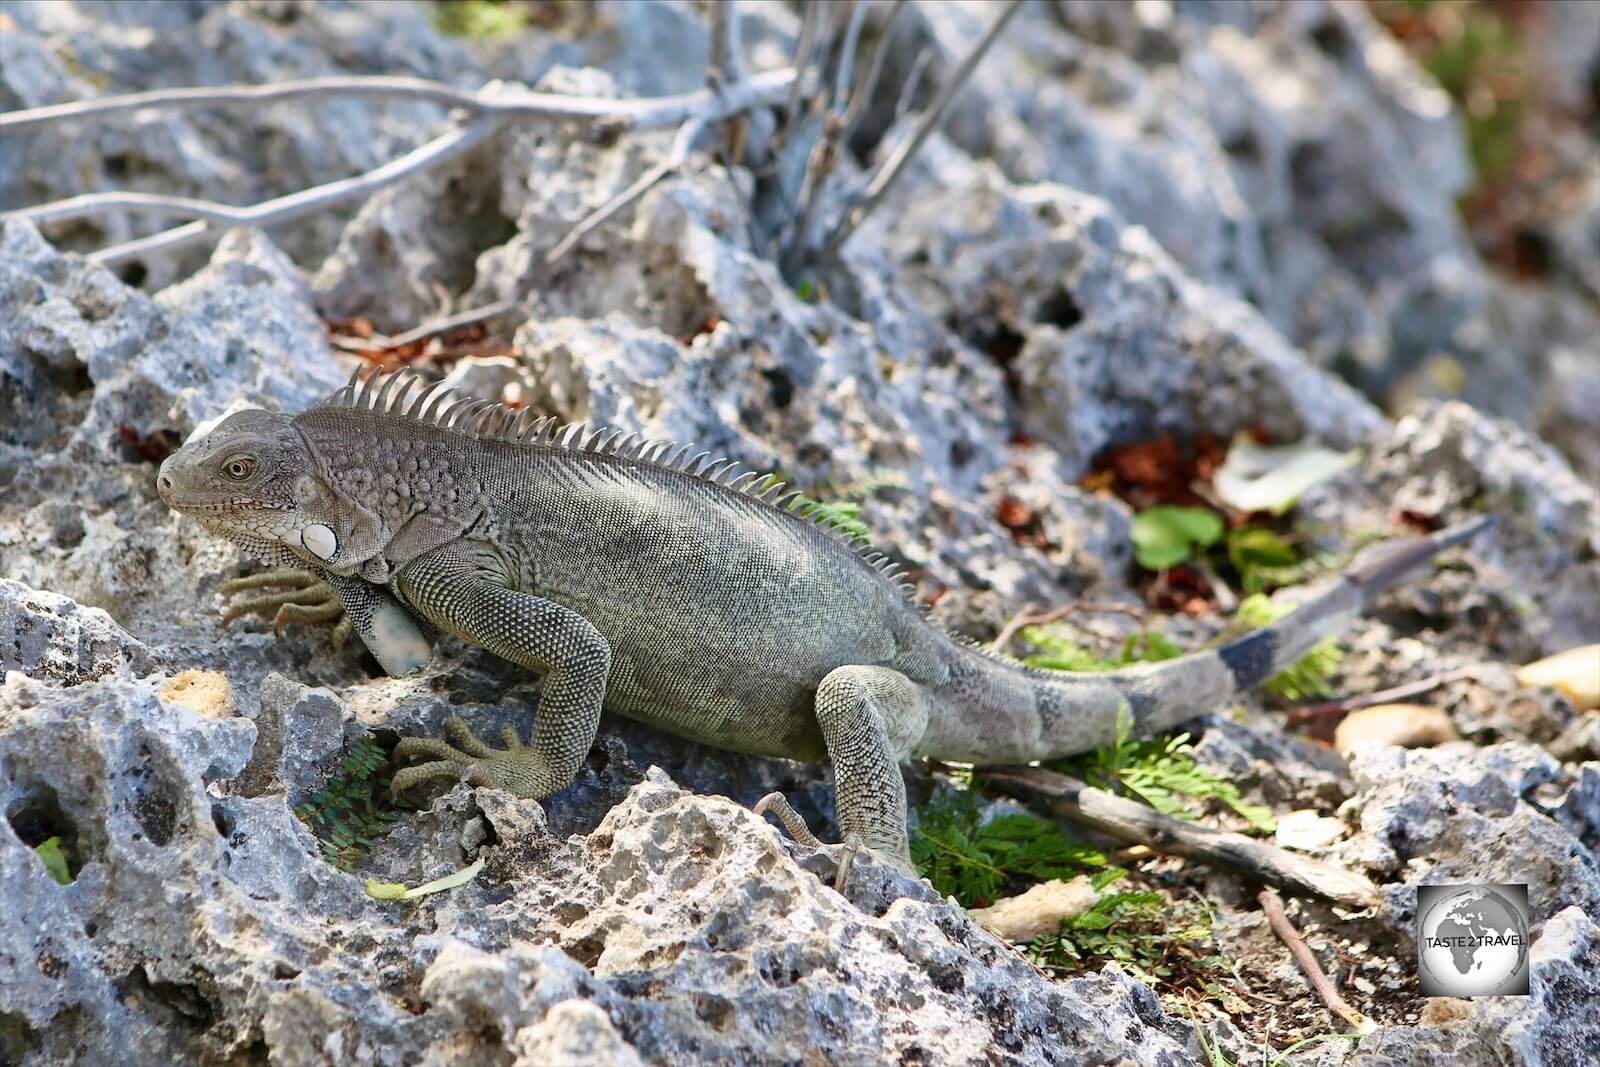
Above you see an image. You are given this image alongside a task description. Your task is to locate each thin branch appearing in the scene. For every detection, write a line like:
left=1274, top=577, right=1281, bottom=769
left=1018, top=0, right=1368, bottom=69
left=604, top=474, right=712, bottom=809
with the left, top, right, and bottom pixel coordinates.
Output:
left=833, top=1, right=869, bottom=110
left=990, top=600, right=1147, bottom=656
left=371, top=299, right=517, bottom=353
left=374, top=117, right=709, bottom=352
left=538, top=118, right=707, bottom=274
left=707, top=0, right=744, bottom=92
left=895, top=47, right=934, bottom=124
left=985, top=766, right=1381, bottom=908
left=3, top=71, right=796, bottom=267
left=783, top=0, right=822, bottom=124
left=836, top=0, right=907, bottom=152
left=0, top=69, right=794, bottom=136
left=1257, top=889, right=1378, bottom=1034
left=83, top=115, right=502, bottom=266
left=1284, top=668, right=1476, bottom=726
left=822, top=0, right=1024, bottom=258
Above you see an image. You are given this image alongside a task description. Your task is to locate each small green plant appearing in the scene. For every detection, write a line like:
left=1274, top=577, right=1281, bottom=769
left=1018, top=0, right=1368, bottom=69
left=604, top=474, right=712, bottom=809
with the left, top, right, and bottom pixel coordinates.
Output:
left=1131, top=506, right=1225, bottom=570
left=910, top=789, right=1109, bottom=907
left=1061, top=709, right=1275, bottom=833
left=1025, top=890, right=1220, bottom=983
left=1017, top=624, right=1184, bottom=673
left=1225, top=527, right=1304, bottom=594
left=756, top=471, right=907, bottom=544
left=294, top=737, right=406, bottom=871
left=431, top=0, right=530, bottom=38
left=1235, top=594, right=1343, bottom=701
left=33, top=836, right=73, bottom=885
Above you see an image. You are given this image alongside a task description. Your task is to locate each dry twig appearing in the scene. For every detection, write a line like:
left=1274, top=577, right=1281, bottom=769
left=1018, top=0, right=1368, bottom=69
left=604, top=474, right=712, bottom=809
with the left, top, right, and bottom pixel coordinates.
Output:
left=1284, top=668, right=1476, bottom=726
left=1, top=70, right=794, bottom=267
left=1257, top=888, right=1378, bottom=1034
left=985, top=766, right=1380, bottom=908
left=821, top=0, right=1023, bottom=259
left=990, top=601, right=1148, bottom=656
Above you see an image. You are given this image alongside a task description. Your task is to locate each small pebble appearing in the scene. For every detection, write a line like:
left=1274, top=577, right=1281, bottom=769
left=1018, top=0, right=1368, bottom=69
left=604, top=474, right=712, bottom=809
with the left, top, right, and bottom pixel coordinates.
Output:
left=1334, top=704, right=1458, bottom=754
left=1516, top=645, right=1600, bottom=710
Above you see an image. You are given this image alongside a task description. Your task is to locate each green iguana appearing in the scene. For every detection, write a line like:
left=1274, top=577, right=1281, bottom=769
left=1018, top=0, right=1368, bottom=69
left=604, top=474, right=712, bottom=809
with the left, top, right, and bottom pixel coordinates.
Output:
left=157, top=367, right=1492, bottom=886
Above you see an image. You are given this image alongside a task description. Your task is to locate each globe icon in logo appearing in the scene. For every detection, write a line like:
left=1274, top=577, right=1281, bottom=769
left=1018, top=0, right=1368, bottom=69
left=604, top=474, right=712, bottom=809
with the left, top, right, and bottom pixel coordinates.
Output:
left=1418, top=885, right=1530, bottom=996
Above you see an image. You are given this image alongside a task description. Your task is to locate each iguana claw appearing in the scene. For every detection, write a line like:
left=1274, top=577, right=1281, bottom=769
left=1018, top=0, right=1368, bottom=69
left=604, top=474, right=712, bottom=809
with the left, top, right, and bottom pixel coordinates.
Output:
left=753, top=791, right=880, bottom=894
left=391, top=716, right=559, bottom=798
left=220, top=569, right=354, bottom=649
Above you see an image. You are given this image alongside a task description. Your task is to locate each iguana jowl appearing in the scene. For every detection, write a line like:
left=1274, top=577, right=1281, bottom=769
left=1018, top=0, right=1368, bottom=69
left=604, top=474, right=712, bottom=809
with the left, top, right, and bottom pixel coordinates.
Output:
left=157, top=368, right=1491, bottom=882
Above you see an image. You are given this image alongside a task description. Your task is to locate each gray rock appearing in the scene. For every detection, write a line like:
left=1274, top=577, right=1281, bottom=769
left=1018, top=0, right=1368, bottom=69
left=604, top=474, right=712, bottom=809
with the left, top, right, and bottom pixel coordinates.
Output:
left=1339, top=743, right=1600, bottom=932
left=0, top=671, right=1201, bottom=1067
left=0, top=576, right=154, bottom=685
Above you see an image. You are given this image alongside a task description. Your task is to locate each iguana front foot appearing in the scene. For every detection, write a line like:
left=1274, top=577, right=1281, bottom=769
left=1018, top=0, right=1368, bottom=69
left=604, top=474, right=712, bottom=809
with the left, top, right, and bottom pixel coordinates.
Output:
left=391, top=716, right=561, bottom=798
left=220, top=569, right=353, bottom=649
left=754, top=791, right=912, bottom=893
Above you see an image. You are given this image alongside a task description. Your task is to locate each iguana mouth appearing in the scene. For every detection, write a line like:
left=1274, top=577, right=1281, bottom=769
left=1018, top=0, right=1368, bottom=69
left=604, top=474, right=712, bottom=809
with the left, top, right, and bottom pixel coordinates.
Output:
left=160, top=493, right=291, bottom=514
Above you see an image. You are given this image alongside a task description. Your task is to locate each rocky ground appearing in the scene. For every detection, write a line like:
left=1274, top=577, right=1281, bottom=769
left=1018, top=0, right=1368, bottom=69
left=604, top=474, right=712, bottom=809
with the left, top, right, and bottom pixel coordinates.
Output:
left=1, top=2, right=1597, bottom=1065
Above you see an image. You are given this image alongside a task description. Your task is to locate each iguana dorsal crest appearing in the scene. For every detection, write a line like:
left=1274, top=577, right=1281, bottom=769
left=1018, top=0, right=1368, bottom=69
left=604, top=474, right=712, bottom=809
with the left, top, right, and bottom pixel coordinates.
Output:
left=312, top=366, right=921, bottom=603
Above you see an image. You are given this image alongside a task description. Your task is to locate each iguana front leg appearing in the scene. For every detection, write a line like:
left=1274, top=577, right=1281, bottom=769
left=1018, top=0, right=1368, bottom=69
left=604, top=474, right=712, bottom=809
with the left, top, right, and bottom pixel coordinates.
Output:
left=388, top=546, right=611, bottom=798
left=221, top=569, right=354, bottom=649
left=221, top=568, right=432, bottom=678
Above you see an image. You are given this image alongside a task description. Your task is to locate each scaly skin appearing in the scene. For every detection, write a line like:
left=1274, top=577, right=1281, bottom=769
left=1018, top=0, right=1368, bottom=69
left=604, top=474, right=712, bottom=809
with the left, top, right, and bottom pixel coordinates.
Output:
left=158, top=369, right=1493, bottom=884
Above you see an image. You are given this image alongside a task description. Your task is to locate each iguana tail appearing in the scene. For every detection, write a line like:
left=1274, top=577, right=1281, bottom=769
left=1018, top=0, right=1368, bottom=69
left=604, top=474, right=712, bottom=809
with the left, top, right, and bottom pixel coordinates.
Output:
left=920, top=517, right=1494, bottom=765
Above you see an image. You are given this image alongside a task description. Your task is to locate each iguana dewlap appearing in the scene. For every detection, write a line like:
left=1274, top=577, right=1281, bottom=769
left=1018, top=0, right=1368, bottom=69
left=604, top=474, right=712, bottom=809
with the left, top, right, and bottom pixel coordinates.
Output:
left=157, top=367, right=1492, bottom=881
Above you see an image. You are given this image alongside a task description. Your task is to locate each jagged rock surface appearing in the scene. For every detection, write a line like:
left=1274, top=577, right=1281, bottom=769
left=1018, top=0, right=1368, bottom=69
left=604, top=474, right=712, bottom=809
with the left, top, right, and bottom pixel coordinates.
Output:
left=1, top=1, right=1597, bottom=1065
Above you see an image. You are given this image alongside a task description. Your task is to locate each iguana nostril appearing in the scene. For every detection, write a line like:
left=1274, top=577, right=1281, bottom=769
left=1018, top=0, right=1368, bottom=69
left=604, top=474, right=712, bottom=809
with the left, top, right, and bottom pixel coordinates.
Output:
left=157, top=473, right=173, bottom=497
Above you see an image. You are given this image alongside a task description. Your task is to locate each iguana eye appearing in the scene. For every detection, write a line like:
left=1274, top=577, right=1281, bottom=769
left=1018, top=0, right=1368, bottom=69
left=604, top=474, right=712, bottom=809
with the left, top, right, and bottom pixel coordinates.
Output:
left=223, top=456, right=256, bottom=480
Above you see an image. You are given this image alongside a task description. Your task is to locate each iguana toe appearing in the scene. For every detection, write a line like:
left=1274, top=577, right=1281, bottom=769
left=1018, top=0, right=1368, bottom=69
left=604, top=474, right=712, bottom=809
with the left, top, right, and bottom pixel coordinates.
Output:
left=753, top=792, right=916, bottom=892
left=391, top=719, right=556, bottom=798
left=220, top=568, right=349, bottom=645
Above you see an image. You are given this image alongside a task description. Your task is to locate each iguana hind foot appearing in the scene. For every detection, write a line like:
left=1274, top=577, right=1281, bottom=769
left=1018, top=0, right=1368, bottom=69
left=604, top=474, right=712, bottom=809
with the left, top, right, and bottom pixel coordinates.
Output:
left=391, top=716, right=565, bottom=798
left=220, top=569, right=353, bottom=649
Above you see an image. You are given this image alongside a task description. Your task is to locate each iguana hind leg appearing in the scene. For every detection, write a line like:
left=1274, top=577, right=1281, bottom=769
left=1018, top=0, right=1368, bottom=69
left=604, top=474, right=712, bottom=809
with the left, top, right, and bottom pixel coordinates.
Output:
left=389, top=549, right=611, bottom=799
left=756, top=665, right=928, bottom=890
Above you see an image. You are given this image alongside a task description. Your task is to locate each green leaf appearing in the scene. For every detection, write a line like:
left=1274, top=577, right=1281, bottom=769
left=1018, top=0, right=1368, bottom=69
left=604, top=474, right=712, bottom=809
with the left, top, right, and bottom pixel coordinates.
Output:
left=1131, top=507, right=1224, bottom=570
left=1227, top=526, right=1304, bottom=594
left=911, top=791, right=1106, bottom=907
left=366, top=856, right=486, bottom=902
left=34, top=836, right=72, bottom=885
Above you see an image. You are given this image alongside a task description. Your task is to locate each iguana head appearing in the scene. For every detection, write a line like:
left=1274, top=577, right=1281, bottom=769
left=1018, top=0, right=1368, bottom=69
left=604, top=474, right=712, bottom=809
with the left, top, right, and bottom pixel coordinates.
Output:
left=157, top=408, right=382, bottom=571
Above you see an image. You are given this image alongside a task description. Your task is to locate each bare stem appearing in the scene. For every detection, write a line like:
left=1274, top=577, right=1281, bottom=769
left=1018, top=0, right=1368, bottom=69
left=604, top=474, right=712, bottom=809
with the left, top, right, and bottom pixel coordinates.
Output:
left=783, top=0, right=822, bottom=124
left=989, top=600, right=1149, bottom=656
left=822, top=0, right=1024, bottom=258
left=1258, top=888, right=1378, bottom=1034
left=1284, top=668, right=1476, bottom=726
left=894, top=47, right=934, bottom=124
left=837, top=0, right=907, bottom=153
left=833, top=1, right=869, bottom=110
left=707, top=0, right=745, bottom=91
left=985, top=766, right=1381, bottom=908
left=1, top=71, right=796, bottom=267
